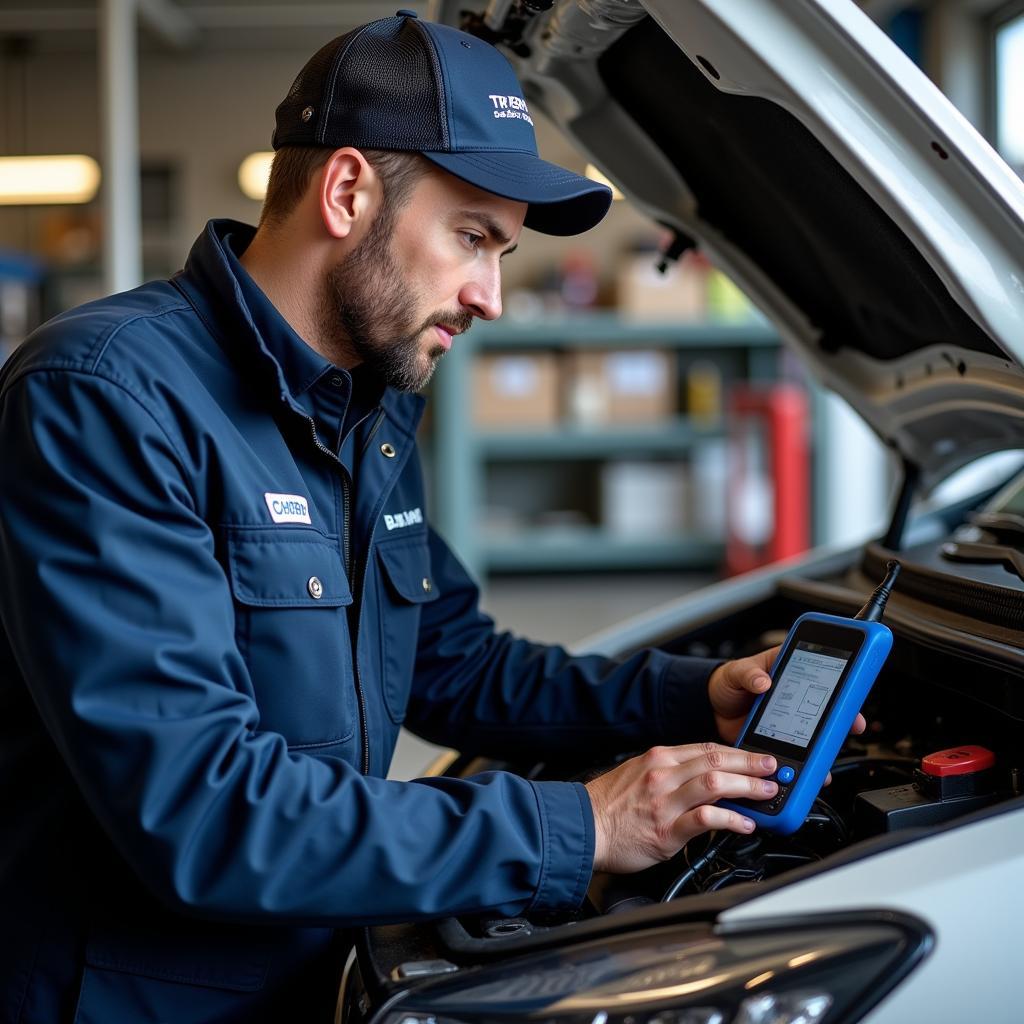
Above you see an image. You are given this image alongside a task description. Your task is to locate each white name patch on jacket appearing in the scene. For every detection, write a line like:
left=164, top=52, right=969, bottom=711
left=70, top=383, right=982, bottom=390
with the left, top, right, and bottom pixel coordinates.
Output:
left=264, top=492, right=312, bottom=524
left=384, top=507, right=423, bottom=531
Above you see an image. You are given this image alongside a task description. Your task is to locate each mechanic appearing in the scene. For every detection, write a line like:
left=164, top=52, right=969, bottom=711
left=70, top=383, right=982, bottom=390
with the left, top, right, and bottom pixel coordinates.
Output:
left=0, top=12, right=861, bottom=1024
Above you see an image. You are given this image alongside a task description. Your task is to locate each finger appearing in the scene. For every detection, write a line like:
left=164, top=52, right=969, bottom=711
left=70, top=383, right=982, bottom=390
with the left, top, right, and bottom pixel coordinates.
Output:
left=672, top=804, right=757, bottom=844
left=667, top=744, right=777, bottom=780
left=824, top=771, right=832, bottom=786
left=678, top=768, right=779, bottom=809
left=851, top=713, right=867, bottom=735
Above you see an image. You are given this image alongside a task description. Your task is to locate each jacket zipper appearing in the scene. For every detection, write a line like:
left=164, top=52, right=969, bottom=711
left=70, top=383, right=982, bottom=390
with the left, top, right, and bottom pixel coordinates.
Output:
left=306, top=416, right=369, bottom=775
left=350, top=412, right=398, bottom=685
left=360, top=409, right=386, bottom=457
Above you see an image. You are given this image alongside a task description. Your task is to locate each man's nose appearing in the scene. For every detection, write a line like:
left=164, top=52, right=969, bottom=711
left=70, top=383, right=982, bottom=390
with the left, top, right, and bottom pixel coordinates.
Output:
left=458, top=265, right=503, bottom=322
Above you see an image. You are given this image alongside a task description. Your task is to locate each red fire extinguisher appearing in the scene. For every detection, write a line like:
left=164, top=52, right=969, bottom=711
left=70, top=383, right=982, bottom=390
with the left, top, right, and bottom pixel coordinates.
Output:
left=726, top=385, right=810, bottom=575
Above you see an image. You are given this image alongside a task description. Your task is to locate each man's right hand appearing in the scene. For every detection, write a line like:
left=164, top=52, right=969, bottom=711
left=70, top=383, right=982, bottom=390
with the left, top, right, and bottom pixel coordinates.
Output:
left=584, top=742, right=779, bottom=874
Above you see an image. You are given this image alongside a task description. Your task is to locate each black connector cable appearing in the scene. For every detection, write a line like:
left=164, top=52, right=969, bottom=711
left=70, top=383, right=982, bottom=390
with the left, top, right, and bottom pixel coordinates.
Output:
left=662, top=832, right=733, bottom=902
left=854, top=559, right=901, bottom=622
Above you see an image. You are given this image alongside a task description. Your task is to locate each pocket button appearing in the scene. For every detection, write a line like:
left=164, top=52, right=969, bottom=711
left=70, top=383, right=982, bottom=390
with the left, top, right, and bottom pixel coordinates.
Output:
left=307, top=576, right=323, bottom=599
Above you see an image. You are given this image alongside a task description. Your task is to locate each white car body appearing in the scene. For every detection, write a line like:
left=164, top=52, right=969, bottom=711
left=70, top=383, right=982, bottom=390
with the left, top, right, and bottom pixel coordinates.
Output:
left=722, top=806, right=1019, bottom=1022
left=523, top=2, right=1024, bottom=1018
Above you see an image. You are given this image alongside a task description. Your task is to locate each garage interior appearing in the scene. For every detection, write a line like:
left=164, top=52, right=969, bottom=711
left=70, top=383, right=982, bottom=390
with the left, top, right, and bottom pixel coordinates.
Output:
left=0, top=0, right=1021, bottom=780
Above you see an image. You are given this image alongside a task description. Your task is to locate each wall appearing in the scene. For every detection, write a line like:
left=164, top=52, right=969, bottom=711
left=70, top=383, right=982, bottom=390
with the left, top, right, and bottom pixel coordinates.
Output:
left=0, top=44, right=653, bottom=294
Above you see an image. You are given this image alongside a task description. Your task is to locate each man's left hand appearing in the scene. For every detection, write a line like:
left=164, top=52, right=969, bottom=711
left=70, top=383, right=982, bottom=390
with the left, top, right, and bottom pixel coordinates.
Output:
left=708, top=647, right=867, bottom=749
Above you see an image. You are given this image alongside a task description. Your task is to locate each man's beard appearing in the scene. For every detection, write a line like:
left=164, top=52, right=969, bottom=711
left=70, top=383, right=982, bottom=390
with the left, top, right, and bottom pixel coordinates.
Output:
left=321, top=209, right=473, bottom=392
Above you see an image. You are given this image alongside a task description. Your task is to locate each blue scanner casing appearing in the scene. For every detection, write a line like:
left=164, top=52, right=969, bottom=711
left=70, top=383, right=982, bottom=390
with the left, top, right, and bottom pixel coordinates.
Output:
left=719, top=611, right=893, bottom=835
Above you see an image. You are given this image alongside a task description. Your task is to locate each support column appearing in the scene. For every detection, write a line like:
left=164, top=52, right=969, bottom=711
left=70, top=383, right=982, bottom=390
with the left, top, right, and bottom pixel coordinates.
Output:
left=815, top=390, right=892, bottom=549
left=99, top=0, right=142, bottom=294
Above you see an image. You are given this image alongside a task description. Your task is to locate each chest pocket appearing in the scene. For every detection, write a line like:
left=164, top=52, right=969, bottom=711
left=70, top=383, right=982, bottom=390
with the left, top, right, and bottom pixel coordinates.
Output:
left=375, top=538, right=439, bottom=724
left=226, top=527, right=354, bottom=748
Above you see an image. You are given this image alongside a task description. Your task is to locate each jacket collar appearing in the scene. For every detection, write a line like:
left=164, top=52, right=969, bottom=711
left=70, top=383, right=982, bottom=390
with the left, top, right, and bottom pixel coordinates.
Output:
left=172, top=219, right=424, bottom=432
left=220, top=222, right=335, bottom=403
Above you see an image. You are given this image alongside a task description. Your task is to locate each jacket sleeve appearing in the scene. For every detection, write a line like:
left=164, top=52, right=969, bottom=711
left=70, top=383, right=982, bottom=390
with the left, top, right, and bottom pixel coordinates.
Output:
left=406, top=527, right=722, bottom=759
left=0, top=367, right=592, bottom=922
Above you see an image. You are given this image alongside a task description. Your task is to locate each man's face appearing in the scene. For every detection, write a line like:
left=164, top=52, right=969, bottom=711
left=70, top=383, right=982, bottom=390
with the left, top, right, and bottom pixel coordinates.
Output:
left=322, top=165, right=526, bottom=392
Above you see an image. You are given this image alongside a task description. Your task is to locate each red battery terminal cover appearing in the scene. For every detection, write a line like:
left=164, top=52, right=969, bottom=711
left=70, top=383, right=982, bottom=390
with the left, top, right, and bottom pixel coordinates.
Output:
left=921, top=745, right=996, bottom=777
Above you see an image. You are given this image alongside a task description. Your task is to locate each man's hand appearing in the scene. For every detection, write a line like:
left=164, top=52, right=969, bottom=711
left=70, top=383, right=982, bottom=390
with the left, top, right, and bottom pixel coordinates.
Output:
left=584, top=649, right=871, bottom=875
left=584, top=742, right=778, bottom=874
left=708, top=647, right=779, bottom=744
left=708, top=647, right=867, bottom=785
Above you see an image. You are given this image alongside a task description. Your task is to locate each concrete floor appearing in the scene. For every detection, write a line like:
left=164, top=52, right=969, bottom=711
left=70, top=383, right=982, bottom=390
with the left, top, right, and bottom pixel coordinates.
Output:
left=388, top=571, right=714, bottom=779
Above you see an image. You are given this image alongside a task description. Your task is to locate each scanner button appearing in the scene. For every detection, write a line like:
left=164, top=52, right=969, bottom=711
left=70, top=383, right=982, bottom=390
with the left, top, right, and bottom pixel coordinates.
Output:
left=777, top=766, right=796, bottom=785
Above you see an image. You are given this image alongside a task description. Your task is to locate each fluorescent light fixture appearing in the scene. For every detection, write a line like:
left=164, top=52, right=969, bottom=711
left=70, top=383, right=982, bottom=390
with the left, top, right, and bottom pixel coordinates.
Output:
left=585, top=162, right=624, bottom=200
left=0, top=155, right=101, bottom=206
left=239, top=151, right=274, bottom=201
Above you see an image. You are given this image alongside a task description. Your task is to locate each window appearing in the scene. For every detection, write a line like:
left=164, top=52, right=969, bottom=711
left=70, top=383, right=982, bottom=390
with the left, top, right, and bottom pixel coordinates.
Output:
left=993, top=6, right=1024, bottom=175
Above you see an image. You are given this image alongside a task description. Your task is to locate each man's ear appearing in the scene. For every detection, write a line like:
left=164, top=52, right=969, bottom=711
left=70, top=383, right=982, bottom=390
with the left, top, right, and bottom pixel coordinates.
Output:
left=319, top=148, right=380, bottom=240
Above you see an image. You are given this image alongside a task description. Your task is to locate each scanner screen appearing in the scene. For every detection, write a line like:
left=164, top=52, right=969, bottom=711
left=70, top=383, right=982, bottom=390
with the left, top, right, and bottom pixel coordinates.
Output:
left=753, top=642, right=852, bottom=749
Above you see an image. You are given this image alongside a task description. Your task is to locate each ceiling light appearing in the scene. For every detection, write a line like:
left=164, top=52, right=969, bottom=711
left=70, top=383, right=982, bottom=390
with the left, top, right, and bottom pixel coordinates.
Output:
left=0, top=155, right=101, bottom=206
left=238, top=152, right=274, bottom=201
left=585, top=163, right=624, bottom=200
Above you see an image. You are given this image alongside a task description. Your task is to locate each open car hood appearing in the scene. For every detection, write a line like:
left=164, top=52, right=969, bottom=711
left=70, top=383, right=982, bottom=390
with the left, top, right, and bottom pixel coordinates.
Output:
left=490, top=0, right=1024, bottom=491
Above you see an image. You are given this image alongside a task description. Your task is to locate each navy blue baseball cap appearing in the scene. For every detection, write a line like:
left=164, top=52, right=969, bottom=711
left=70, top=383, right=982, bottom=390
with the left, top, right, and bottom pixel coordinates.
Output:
left=272, top=10, right=612, bottom=236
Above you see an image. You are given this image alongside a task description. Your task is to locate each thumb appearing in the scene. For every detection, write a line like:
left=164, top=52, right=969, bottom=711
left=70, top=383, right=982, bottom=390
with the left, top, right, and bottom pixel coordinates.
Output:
left=729, top=653, right=774, bottom=697
left=747, top=645, right=781, bottom=691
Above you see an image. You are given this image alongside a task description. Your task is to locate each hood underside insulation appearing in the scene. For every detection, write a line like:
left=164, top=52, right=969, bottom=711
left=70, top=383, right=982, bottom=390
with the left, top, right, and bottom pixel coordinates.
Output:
left=598, top=18, right=1007, bottom=363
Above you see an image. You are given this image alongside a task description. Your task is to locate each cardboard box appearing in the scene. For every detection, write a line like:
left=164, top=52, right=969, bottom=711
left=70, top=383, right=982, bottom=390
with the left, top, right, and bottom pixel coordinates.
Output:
left=690, top=437, right=728, bottom=539
left=564, top=350, right=675, bottom=424
left=616, top=250, right=709, bottom=321
left=473, top=352, right=560, bottom=429
left=601, top=460, right=690, bottom=537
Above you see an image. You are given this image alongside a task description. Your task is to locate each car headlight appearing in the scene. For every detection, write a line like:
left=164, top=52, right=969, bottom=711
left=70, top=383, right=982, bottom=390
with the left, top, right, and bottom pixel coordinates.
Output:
left=372, top=911, right=930, bottom=1024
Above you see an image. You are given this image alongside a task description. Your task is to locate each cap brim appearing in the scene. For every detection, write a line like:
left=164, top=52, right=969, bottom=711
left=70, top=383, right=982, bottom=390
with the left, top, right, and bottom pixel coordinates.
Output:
left=422, top=150, right=613, bottom=236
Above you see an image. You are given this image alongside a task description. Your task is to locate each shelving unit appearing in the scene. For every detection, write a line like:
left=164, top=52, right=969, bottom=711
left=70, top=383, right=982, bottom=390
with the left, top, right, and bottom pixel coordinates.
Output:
left=0, top=250, right=43, bottom=364
left=430, top=313, right=782, bottom=579
left=482, top=532, right=725, bottom=573
left=476, top=419, right=724, bottom=459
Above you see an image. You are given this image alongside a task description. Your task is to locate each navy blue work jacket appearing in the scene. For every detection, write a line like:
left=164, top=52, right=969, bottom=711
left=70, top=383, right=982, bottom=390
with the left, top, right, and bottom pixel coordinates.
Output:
left=0, top=220, right=720, bottom=1023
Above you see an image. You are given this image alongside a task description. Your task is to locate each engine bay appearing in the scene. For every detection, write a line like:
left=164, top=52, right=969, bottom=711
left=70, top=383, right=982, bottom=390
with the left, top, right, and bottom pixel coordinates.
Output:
left=354, top=538, right=1024, bottom=998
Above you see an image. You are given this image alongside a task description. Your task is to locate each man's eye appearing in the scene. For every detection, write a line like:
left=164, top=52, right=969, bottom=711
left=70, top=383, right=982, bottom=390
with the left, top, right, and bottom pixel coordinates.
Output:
left=461, top=232, right=484, bottom=248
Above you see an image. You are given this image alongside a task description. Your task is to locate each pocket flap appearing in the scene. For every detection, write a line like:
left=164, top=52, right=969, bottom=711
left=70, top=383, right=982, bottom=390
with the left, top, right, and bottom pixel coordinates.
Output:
left=226, top=528, right=352, bottom=608
left=377, top=539, right=440, bottom=604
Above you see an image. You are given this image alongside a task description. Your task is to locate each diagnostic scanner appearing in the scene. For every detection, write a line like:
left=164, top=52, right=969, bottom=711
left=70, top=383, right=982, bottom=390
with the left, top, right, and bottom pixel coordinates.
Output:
left=720, top=561, right=900, bottom=835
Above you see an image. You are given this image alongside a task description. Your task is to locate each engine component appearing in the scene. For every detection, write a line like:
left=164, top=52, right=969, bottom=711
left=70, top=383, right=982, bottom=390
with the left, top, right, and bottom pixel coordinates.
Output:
left=916, top=744, right=996, bottom=798
left=854, top=745, right=1000, bottom=836
left=535, top=0, right=648, bottom=63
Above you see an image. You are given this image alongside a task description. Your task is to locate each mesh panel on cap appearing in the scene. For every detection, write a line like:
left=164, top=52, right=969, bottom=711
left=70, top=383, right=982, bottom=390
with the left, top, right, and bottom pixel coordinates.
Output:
left=321, top=20, right=447, bottom=150
left=273, top=32, right=352, bottom=148
left=273, top=18, right=447, bottom=152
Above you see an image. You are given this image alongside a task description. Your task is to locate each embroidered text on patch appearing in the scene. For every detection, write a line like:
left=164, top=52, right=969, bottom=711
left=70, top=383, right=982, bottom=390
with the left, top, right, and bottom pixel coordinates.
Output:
left=384, top=507, right=423, bottom=531
left=264, top=492, right=312, bottom=524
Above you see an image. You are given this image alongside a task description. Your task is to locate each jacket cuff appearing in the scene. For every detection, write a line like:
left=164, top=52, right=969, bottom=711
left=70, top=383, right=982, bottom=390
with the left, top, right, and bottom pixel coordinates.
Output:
left=657, top=655, right=725, bottom=745
left=527, top=781, right=595, bottom=911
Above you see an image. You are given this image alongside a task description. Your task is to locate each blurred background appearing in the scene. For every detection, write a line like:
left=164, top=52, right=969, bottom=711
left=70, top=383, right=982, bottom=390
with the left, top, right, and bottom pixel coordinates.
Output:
left=0, top=0, right=1021, bottom=772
